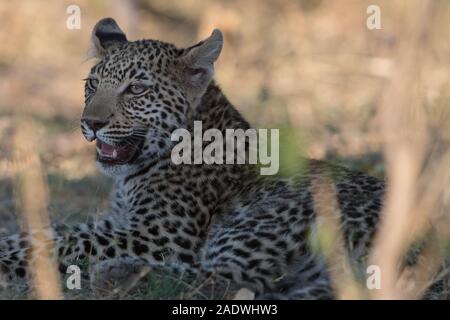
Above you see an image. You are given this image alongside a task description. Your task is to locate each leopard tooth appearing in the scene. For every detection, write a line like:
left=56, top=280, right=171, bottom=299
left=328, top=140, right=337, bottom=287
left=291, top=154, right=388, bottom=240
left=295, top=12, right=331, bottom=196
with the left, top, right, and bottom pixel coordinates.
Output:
left=112, top=149, right=118, bottom=158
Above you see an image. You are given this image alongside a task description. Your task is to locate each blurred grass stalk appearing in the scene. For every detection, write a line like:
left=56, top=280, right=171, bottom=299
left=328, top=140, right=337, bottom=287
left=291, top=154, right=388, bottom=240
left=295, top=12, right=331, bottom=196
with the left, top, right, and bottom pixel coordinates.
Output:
left=312, top=176, right=365, bottom=299
left=12, top=117, right=62, bottom=299
left=370, top=0, right=448, bottom=299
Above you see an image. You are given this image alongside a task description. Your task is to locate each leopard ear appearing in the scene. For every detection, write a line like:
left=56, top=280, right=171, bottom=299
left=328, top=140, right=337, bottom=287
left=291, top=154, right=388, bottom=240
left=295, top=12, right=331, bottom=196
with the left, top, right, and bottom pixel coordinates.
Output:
left=179, top=29, right=223, bottom=90
left=88, top=18, right=127, bottom=59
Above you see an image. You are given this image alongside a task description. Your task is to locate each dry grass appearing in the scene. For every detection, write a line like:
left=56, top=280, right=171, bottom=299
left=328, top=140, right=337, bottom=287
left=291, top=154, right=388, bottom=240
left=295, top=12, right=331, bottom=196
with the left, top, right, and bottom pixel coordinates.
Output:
left=311, top=175, right=366, bottom=299
left=12, top=118, right=62, bottom=299
left=307, top=0, right=450, bottom=300
left=369, top=0, right=449, bottom=300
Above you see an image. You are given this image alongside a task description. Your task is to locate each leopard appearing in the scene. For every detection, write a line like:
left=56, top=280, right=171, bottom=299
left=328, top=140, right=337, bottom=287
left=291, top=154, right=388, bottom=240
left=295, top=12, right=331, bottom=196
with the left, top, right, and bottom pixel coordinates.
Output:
left=0, top=18, right=387, bottom=299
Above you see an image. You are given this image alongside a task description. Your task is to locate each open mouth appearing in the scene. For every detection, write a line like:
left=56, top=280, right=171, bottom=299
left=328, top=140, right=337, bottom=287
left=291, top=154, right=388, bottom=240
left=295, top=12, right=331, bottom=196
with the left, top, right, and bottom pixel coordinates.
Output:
left=95, top=138, right=142, bottom=165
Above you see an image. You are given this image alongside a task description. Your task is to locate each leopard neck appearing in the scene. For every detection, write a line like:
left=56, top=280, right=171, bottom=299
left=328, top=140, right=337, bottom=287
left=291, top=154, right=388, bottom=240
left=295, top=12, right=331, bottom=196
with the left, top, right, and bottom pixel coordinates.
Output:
left=191, top=81, right=251, bottom=133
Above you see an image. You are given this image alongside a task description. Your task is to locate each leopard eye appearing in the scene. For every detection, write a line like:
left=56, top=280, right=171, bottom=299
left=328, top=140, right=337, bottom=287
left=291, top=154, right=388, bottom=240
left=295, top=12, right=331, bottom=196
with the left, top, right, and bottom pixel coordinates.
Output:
left=127, top=83, right=147, bottom=95
left=86, top=78, right=99, bottom=91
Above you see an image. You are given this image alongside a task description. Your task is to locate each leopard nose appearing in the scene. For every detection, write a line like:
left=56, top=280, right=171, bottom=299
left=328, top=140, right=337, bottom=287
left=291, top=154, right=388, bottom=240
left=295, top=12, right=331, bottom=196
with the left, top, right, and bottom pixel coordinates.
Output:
left=82, top=118, right=109, bottom=133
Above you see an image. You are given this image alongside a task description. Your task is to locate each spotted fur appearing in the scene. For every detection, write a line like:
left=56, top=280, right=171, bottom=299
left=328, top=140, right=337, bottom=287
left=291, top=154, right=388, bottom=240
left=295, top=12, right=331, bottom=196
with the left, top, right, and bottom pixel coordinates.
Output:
left=0, top=18, right=386, bottom=299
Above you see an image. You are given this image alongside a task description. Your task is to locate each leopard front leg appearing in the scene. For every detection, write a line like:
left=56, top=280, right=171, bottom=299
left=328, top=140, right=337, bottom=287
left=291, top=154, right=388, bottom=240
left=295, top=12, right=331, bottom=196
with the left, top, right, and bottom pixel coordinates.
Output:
left=0, top=218, right=140, bottom=285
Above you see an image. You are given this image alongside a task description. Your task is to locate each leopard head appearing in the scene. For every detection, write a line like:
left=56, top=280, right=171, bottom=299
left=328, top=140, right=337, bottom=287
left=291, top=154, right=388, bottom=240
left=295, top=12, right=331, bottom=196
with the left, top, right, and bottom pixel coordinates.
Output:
left=80, top=18, right=223, bottom=177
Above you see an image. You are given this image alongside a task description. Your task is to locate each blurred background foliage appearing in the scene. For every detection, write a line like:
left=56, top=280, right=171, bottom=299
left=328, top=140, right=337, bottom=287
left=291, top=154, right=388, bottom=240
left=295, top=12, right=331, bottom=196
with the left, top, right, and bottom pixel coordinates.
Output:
left=0, top=0, right=449, bottom=237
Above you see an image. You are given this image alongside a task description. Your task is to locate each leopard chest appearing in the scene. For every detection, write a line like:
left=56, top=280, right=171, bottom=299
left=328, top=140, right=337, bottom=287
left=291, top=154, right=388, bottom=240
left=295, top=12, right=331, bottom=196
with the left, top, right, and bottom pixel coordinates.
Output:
left=115, top=169, right=215, bottom=263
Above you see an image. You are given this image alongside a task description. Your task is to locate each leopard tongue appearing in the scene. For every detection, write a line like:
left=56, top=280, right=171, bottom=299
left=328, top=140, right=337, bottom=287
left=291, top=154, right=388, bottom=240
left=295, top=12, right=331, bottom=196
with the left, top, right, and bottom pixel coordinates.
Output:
left=99, top=141, right=117, bottom=158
